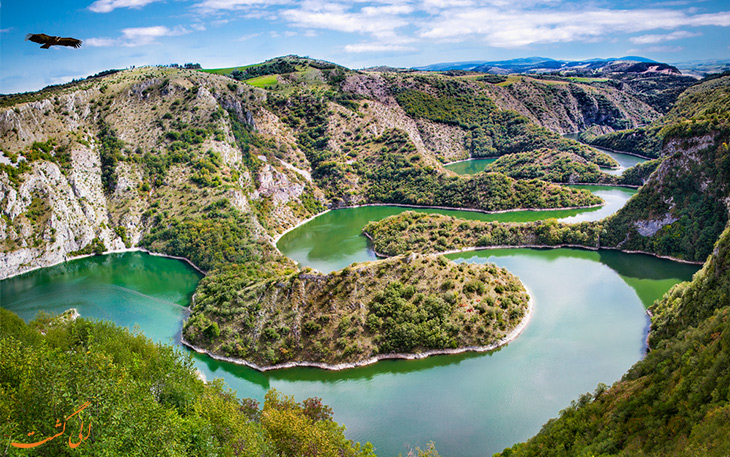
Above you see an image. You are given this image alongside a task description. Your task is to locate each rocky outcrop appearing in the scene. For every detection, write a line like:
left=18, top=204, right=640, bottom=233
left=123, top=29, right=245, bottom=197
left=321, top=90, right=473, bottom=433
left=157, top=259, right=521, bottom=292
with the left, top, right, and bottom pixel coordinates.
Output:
left=0, top=149, right=122, bottom=279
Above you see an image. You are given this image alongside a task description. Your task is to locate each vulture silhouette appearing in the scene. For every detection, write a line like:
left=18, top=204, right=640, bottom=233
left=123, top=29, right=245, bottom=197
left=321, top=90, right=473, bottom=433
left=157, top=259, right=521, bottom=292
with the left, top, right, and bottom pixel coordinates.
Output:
left=26, top=33, right=82, bottom=49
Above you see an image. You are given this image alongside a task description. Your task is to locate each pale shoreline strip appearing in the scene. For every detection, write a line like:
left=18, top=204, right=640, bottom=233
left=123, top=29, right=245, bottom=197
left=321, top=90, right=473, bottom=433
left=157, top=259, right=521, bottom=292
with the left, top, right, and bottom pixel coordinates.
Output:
left=1, top=247, right=206, bottom=280
left=179, top=287, right=535, bottom=372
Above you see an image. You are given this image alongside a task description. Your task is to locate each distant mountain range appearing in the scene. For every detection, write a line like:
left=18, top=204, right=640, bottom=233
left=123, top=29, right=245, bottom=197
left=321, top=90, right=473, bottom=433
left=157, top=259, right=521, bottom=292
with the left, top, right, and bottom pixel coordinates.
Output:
left=414, top=56, right=690, bottom=76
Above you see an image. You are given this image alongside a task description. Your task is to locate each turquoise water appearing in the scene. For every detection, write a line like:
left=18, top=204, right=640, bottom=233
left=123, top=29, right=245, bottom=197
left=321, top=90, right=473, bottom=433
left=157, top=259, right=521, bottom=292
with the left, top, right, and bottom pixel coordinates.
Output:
left=446, top=145, right=648, bottom=178
left=444, top=158, right=498, bottom=175
left=1, top=193, right=698, bottom=456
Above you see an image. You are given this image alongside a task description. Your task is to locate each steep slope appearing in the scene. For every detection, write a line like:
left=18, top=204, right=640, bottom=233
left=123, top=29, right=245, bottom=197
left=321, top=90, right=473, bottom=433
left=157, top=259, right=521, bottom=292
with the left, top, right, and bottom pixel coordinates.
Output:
left=0, top=66, right=321, bottom=278
left=580, top=71, right=730, bottom=157
left=0, top=60, right=597, bottom=368
left=1, top=60, right=613, bottom=280
left=600, top=119, right=730, bottom=262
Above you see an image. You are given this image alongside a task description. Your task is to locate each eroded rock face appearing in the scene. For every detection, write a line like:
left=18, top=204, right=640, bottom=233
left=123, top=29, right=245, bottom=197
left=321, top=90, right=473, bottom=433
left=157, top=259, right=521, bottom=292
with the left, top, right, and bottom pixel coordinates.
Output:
left=634, top=214, right=678, bottom=237
left=257, top=164, right=305, bottom=204
left=0, top=152, right=121, bottom=279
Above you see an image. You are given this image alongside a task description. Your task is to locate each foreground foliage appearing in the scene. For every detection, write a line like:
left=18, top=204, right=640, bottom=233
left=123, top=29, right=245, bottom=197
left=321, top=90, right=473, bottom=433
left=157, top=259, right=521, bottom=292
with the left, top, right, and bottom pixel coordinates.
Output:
left=0, top=309, right=374, bottom=457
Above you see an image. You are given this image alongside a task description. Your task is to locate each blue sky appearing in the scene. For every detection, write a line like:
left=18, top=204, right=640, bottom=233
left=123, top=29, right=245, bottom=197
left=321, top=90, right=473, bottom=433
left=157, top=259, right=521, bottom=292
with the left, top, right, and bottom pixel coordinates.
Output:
left=1, top=0, right=730, bottom=94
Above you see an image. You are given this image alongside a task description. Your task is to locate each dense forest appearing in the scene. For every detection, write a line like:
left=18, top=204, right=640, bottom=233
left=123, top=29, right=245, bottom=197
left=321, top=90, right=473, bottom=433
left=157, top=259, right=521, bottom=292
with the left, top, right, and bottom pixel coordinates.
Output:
left=364, top=211, right=601, bottom=257
left=393, top=79, right=617, bottom=166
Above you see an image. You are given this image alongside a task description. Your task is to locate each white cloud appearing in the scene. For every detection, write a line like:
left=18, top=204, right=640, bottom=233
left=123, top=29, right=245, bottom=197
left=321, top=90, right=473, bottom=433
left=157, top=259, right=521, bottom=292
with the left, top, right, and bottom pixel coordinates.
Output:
left=84, top=37, right=118, bottom=47
left=85, top=25, right=191, bottom=47
left=344, top=42, right=416, bottom=53
left=88, top=0, right=162, bottom=13
left=630, top=30, right=699, bottom=44
left=0, top=28, right=12, bottom=33
left=237, top=32, right=262, bottom=41
left=194, top=0, right=289, bottom=13
left=645, top=45, right=684, bottom=52
left=280, top=2, right=412, bottom=43
left=419, top=7, right=730, bottom=48
left=120, top=26, right=189, bottom=46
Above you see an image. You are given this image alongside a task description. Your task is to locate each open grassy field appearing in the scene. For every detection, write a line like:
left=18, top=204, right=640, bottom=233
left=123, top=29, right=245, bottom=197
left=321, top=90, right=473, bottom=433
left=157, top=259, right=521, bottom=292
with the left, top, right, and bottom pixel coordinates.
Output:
left=245, top=74, right=279, bottom=88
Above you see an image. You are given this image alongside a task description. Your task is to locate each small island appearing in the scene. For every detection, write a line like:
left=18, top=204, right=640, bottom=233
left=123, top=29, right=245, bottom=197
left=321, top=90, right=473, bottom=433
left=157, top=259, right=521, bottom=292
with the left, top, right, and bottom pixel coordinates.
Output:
left=182, top=253, right=531, bottom=370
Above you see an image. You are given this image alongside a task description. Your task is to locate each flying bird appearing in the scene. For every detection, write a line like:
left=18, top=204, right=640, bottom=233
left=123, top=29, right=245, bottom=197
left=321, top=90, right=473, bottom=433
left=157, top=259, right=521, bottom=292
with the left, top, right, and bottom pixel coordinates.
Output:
left=25, top=33, right=82, bottom=49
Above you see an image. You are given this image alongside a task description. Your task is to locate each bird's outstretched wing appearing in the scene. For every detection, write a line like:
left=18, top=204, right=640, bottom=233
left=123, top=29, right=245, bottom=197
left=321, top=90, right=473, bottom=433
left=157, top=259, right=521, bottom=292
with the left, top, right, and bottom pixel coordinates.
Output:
left=57, top=37, right=82, bottom=48
left=25, top=33, right=82, bottom=49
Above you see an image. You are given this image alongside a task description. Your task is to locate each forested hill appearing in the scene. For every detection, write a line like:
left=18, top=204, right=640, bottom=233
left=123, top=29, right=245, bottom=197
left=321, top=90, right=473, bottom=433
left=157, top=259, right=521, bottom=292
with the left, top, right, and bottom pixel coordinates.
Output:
left=1, top=55, right=660, bottom=280
left=492, top=74, right=730, bottom=457
left=367, top=74, right=730, bottom=264
left=580, top=70, right=730, bottom=157
left=599, top=74, right=730, bottom=262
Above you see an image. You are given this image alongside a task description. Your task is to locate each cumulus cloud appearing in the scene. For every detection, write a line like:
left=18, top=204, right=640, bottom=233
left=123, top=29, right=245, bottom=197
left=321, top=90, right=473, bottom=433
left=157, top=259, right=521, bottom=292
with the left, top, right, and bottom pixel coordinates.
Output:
left=185, top=0, right=730, bottom=52
left=278, top=1, right=418, bottom=49
left=85, top=25, right=191, bottom=47
left=88, top=0, right=162, bottom=13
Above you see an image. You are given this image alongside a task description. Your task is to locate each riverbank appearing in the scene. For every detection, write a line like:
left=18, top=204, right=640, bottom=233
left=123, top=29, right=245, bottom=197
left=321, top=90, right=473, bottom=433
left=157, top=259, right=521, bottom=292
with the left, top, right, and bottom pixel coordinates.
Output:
left=443, top=156, right=499, bottom=166
left=0, top=246, right=207, bottom=281
left=274, top=200, right=606, bottom=245
left=363, top=231, right=704, bottom=266
left=181, top=287, right=535, bottom=372
left=590, top=144, right=656, bottom=160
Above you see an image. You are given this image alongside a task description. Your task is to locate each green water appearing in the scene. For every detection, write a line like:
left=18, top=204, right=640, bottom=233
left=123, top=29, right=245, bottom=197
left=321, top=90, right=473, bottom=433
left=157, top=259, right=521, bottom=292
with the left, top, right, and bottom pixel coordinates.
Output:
left=1, top=197, right=698, bottom=457
left=597, top=147, right=647, bottom=176
left=447, top=148, right=647, bottom=177
left=278, top=187, right=635, bottom=273
left=444, top=158, right=497, bottom=175
left=562, top=133, right=648, bottom=176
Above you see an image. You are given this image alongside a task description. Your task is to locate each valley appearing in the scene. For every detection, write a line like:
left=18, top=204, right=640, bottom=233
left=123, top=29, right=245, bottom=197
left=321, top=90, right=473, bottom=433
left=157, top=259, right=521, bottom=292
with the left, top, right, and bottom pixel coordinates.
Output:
left=1, top=55, right=729, bottom=455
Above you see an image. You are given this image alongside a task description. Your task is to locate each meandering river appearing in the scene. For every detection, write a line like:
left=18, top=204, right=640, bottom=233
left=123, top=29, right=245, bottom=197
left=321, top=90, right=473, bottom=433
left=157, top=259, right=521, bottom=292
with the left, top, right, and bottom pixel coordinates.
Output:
left=446, top=143, right=649, bottom=177
left=1, top=186, right=698, bottom=456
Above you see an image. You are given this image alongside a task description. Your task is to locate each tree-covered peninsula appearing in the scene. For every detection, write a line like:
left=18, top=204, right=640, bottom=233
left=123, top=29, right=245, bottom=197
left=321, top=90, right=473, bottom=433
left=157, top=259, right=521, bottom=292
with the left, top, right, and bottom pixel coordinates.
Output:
left=184, top=253, right=529, bottom=368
